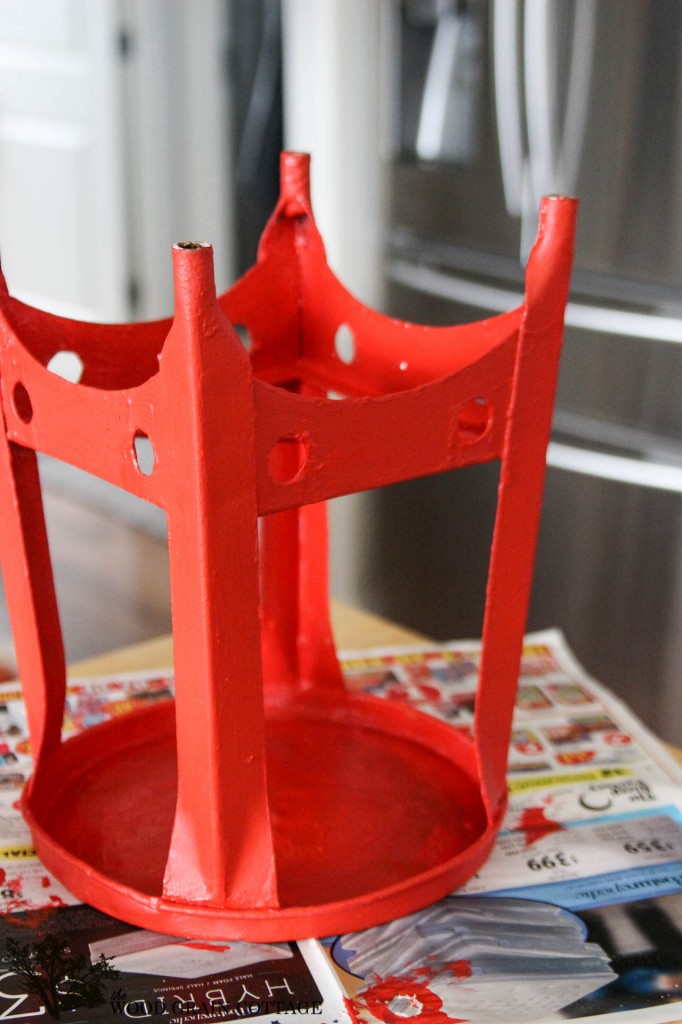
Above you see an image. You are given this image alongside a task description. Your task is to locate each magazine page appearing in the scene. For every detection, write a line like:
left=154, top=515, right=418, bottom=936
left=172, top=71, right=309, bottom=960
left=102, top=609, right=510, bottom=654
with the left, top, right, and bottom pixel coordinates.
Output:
left=324, top=631, right=682, bottom=1024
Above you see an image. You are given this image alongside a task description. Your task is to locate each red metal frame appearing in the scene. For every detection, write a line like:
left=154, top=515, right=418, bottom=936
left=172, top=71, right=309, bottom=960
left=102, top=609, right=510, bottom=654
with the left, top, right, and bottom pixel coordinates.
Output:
left=0, top=153, right=576, bottom=939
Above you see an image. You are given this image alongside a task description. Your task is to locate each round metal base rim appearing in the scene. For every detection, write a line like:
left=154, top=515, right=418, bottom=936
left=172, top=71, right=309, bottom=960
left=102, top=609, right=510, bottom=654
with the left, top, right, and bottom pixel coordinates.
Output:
left=25, top=804, right=501, bottom=940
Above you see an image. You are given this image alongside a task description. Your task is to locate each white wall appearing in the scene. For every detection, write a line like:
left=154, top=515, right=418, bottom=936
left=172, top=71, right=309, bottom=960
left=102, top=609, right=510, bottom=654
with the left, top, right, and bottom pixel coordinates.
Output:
left=281, top=0, right=394, bottom=605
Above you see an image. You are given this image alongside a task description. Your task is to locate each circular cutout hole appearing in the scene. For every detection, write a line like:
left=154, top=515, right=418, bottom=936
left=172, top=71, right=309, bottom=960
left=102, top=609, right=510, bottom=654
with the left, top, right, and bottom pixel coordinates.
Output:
left=455, top=397, right=491, bottom=445
left=12, top=382, right=33, bottom=424
left=334, top=323, right=356, bottom=365
left=133, top=432, right=156, bottom=476
left=47, top=350, right=84, bottom=383
left=232, top=323, right=252, bottom=351
left=268, top=433, right=310, bottom=484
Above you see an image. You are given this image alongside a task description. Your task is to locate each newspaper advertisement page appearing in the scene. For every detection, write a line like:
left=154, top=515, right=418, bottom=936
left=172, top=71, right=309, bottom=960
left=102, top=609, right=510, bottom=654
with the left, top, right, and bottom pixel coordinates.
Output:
left=325, top=631, right=682, bottom=1024
left=0, top=632, right=681, bottom=1022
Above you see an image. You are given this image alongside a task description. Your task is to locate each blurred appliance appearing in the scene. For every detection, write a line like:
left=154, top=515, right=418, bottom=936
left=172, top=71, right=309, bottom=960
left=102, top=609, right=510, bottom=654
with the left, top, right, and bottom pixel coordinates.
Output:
left=368, top=0, right=682, bottom=742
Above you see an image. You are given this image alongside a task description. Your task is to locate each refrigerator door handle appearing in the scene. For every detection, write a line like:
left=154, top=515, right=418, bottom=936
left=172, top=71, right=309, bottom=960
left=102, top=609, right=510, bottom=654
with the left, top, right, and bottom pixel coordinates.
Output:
left=547, top=442, right=682, bottom=494
left=416, top=5, right=464, bottom=160
left=561, top=0, right=597, bottom=195
left=492, top=0, right=525, bottom=217
left=388, top=257, right=682, bottom=343
left=524, top=0, right=556, bottom=202
left=524, top=0, right=597, bottom=203
left=415, top=3, right=483, bottom=164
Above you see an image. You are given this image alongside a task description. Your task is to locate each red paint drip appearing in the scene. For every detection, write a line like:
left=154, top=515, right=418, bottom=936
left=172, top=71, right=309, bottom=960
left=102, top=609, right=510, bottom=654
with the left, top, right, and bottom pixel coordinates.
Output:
left=2, top=877, right=28, bottom=914
left=344, top=996, right=361, bottom=1024
left=441, top=960, right=472, bottom=981
left=41, top=876, right=50, bottom=888
left=181, top=941, right=231, bottom=952
left=518, top=805, right=565, bottom=847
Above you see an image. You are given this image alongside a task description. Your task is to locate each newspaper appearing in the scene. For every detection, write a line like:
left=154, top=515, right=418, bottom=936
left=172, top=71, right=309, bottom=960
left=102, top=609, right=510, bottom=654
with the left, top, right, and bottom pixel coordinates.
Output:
left=0, top=630, right=681, bottom=1023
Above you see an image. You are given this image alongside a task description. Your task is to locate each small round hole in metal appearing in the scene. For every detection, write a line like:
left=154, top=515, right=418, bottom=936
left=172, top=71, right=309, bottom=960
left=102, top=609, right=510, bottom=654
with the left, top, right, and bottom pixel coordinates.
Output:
left=334, top=323, right=356, bottom=365
left=47, top=350, right=84, bottom=383
left=268, top=433, right=311, bottom=483
left=455, top=397, right=491, bottom=445
left=13, top=382, right=33, bottom=424
left=133, top=432, right=156, bottom=476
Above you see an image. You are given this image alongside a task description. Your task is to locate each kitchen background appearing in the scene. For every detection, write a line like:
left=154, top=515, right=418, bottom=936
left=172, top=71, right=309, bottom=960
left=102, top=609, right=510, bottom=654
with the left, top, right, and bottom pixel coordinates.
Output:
left=0, top=0, right=680, bottom=742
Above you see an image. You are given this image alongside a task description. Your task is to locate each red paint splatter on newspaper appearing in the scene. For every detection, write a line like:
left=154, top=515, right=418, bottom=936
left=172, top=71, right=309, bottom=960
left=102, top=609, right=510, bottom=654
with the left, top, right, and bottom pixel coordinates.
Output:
left=518, top=804, right=565, bottom=847
left=0, top=871, right=67, bottom=912
left=354, top=961, right=470, bottom=1023
left=0, top=873, right=28, bottom=913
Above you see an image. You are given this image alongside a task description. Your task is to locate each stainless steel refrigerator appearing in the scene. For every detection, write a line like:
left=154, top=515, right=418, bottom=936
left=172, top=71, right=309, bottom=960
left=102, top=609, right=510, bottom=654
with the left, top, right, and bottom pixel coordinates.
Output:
left=362, top=0, right=682, bottom=743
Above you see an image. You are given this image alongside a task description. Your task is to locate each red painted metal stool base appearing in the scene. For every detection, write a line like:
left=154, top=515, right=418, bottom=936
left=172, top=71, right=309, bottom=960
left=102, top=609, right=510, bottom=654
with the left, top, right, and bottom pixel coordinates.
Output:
left=24, top=693, right=494, bottom=940
left=0, top=152, right=577, bottom=939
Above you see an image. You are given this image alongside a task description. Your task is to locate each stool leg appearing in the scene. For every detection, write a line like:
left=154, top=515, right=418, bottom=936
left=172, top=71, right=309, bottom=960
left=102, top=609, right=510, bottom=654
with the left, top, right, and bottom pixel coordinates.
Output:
left=161, top=243, right=277, bottom=908
left=0, top=435, right=65, bottom=768
left=475, top=196, right=577, bottom=820
left=260, top=499, right=344, bottom=697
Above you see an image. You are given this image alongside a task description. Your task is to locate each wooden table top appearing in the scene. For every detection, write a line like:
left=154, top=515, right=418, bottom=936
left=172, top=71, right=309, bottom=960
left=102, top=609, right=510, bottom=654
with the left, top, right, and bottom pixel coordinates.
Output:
left=68, top=600, right=428, bottom=677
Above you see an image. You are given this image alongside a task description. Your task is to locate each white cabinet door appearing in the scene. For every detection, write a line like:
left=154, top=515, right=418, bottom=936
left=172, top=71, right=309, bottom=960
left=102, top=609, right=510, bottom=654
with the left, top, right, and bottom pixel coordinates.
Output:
left=0, top=0, right=232, bottom=536
left=119, top=0, right=234, bottom=321
left=0, top=0, right=129, bottom=321
left=0, top=0, right=233, bottom=324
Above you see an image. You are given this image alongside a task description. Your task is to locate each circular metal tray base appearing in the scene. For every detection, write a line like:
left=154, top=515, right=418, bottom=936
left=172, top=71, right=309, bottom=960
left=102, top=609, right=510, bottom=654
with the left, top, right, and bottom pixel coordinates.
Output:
left=25, top=694, right=497, bottom=939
